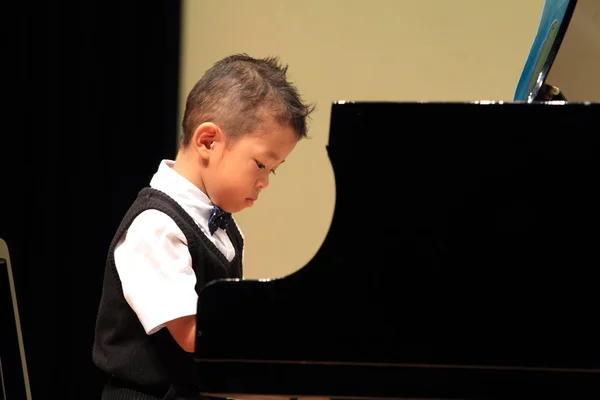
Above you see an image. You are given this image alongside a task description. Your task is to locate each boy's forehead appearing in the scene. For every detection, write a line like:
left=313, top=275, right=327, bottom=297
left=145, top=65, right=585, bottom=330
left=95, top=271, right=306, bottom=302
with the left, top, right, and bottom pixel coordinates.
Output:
left=247, top=123, right=297, bottom=152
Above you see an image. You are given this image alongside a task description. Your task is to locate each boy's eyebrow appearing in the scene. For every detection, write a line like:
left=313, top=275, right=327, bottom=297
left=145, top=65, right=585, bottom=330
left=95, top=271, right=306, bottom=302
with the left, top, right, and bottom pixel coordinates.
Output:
left=266, top=150, right=283, bottom=161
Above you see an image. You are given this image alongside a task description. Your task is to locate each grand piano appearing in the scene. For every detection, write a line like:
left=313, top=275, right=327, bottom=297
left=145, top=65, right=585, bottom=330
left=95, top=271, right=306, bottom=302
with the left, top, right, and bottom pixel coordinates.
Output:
left=194, top=1, right=600, bottom=398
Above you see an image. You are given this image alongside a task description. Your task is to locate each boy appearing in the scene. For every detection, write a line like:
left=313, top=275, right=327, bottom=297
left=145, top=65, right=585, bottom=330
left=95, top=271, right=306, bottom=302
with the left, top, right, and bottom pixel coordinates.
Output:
left=92, top=54, right=314, bottom=400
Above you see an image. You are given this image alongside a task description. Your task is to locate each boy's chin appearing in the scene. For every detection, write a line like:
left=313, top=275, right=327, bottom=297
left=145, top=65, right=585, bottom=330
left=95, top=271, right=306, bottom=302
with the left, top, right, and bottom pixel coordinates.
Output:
left=219, top=201, right=250, bottom=214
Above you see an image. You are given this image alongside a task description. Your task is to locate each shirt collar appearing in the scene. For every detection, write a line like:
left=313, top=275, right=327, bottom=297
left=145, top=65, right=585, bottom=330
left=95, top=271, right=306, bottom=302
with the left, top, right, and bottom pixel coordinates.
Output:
left=149, top=159, right=214, bottom=225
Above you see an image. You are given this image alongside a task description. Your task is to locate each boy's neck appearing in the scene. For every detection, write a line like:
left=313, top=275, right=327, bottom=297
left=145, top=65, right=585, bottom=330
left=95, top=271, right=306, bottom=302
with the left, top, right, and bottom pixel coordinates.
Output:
left=173, top=148, right=208, bottom=196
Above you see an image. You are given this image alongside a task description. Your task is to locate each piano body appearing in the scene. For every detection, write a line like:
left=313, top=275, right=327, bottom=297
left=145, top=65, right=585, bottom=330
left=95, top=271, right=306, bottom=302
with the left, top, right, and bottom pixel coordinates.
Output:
left=194, top=1, right=599, bottom=398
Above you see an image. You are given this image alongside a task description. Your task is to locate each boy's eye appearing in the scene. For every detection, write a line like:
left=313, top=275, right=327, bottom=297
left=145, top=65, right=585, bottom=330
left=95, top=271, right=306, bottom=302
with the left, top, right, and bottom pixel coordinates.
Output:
left=256, top=160, right=276, bottom=175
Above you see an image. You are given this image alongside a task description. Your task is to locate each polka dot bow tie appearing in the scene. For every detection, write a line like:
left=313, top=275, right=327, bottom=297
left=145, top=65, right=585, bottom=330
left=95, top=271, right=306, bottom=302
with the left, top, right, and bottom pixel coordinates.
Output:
left=208, top=206, right=232, bottom=235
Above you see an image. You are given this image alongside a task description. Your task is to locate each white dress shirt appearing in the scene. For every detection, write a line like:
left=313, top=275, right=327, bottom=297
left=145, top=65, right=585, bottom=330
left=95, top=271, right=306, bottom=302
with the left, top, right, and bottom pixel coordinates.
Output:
left=114, top=159, right=243, bottom=335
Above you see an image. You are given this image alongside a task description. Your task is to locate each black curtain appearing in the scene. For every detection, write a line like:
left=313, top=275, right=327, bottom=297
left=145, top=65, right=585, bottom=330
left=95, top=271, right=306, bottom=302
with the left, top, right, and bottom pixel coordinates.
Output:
left=2, top=2, right=182, bottom=398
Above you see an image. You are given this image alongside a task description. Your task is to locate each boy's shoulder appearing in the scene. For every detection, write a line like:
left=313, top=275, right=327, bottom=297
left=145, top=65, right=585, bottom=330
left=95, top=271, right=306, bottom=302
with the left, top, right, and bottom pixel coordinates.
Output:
left=111, top=187, right=194, bottom=243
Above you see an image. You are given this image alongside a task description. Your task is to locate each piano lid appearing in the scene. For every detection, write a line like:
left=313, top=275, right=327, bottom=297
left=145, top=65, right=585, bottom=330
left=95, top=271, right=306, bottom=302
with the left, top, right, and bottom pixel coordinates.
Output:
left=514, top=0, right=600, bottom=102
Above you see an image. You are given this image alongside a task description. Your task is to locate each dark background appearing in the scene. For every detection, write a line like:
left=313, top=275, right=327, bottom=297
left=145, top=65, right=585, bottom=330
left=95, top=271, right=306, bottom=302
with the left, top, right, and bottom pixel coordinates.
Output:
left=2, top=2, right=182, bottom=398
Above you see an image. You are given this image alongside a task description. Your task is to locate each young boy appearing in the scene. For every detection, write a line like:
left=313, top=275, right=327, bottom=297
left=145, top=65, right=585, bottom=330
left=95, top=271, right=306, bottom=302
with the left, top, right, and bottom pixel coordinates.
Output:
left=92, top=54, right=314, bottom=400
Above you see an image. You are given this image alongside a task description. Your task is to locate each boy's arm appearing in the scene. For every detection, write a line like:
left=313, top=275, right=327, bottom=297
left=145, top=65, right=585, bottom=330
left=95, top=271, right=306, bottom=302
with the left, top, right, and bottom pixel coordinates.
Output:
left=165, top=315, right=196, bottom=353
left=115, top=209, right=199, bottom=352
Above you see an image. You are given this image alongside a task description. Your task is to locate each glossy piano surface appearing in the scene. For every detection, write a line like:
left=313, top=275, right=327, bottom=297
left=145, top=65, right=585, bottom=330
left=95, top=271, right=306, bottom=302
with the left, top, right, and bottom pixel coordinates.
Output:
left=195, top=101, right=600, bottom=399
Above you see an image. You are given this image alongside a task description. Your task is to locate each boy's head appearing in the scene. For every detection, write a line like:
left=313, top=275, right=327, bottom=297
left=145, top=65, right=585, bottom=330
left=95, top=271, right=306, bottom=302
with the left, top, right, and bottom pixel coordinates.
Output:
left=178, top=54, right=314, bottom=213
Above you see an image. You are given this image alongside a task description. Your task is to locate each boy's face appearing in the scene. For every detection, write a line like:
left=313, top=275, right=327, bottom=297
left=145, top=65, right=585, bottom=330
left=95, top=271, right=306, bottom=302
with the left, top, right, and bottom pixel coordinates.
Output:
left=203, top=118, right=298, bottom=213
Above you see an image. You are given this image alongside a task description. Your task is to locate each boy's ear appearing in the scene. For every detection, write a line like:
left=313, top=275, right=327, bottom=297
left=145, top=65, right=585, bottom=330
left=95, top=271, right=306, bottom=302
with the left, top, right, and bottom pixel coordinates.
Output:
left=192, top=122, right=220, bottom=159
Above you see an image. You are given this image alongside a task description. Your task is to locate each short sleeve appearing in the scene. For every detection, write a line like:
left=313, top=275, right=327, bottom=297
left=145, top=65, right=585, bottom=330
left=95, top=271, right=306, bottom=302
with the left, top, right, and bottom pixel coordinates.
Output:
left=114, top=209, right=198, bottom=334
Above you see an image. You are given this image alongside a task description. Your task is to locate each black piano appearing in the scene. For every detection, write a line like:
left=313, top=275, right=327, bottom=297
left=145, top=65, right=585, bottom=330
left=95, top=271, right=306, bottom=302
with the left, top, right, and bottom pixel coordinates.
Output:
left=194, top=1, right=600, bottom=398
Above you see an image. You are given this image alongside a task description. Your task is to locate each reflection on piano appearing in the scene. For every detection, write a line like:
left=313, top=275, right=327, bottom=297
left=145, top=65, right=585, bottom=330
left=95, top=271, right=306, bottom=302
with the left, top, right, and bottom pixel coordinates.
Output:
left=194, top=1, right=600, bottom=398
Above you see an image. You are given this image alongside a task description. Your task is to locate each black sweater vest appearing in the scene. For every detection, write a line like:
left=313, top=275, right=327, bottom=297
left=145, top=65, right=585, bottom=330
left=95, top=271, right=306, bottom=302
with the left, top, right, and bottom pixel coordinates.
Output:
left=92, top=187, right=243, bottom=392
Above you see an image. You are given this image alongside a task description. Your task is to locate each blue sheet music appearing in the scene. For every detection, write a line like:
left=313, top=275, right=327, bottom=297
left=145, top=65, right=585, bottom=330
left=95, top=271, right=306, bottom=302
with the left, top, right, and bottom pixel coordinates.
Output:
left=513, top=0, right=574, bottom=102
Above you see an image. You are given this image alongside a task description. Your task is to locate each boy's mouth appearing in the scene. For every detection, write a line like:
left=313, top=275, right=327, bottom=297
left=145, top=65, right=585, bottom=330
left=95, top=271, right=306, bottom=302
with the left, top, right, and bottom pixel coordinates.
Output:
left=245, top=198, right=256, bottom=207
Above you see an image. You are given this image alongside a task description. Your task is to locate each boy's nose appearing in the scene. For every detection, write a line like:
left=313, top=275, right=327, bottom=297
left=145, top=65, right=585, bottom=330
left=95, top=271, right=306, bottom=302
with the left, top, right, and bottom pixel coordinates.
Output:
left=257, top=176, right=269, bottom=190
